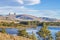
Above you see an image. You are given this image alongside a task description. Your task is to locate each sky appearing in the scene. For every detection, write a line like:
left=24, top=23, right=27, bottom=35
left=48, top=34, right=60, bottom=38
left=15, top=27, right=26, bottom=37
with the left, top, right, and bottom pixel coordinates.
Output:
left=0, top=0, right=60, bottom=19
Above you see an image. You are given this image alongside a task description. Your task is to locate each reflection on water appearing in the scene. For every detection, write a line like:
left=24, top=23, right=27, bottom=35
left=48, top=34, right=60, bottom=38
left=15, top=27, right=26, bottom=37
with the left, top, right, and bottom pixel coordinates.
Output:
left=0, top=26, right=60, bottom=40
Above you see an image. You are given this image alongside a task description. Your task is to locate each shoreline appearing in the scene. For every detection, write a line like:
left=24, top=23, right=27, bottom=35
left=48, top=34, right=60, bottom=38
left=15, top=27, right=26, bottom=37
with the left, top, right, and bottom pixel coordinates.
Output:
left=0, top=26, right=60, bottom=29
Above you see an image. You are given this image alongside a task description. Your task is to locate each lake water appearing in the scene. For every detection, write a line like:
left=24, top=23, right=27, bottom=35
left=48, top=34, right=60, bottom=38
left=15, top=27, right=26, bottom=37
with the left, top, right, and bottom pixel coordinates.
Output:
left=0, top=26, right=60, bottom=40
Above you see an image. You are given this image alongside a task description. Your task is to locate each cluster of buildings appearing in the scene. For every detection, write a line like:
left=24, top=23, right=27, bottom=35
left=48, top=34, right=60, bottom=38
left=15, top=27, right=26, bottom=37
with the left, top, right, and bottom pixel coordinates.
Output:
left=0, top=13, right=16, bottom=20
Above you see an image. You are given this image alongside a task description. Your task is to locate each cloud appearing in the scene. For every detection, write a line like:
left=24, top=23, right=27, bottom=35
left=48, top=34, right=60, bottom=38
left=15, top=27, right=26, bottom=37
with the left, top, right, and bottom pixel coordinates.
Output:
left=16, top=0, right=24, bottom=4
left=24, top=0, right=40, bottom=5
left=0, top=10, right=2, bottom=12
left=16, top=0, right=40, bottom=5
left=0, top=6, right=60, bottom=19
left=0, top=6, right=27, bottom=15
left=0, top=0, right=22, bottom=6
left=37, top=10, right=60, bottom=19
left=0, top=0, right=40, bottom=7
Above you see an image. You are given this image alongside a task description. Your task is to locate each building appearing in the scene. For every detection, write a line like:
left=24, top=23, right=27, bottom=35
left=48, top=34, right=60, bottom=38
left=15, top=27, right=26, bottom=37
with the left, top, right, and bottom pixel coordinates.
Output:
left=0, top=12, right=16, bottom=20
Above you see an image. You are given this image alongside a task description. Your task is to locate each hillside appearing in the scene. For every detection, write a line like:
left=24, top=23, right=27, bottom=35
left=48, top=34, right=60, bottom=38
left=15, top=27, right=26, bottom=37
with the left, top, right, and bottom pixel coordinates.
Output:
left=0, top=14, right=60, bottom=22
left=0, top=33, right=32, bottom=40
left=16, top=14, right=40, bottom=21
left=39, top=17, right=58, bottom=22
left=16, top=14, right=59, bottom=22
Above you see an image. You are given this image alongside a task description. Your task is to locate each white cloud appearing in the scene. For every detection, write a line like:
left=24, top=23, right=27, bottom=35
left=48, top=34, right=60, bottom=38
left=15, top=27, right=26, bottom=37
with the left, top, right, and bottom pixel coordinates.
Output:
left=0, top=6, right=60, bottom=19
left=16, top=0, right=24, bottom=4
left=25, top=0, right=40, bottom=5
left=0, top=10, right=2, bottom=12
left=0, top=6, right=27, bottom=14
left=0, top=6, right=26, bottom=10
left=16, top=0, right=40, bottom=5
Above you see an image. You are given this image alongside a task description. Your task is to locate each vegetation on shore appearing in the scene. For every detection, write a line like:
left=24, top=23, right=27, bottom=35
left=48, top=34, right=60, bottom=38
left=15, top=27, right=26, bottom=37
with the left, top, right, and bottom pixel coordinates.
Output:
left=0, top=20, right=60, bottom=28
left=0, top=28, right=36, bottom=40
left=56, top=31, right=60, bottom=40
left=0, top=21, right=60, bottom=40
left=0, top=21, right=39, bottom=28
left=0, top=28, right=6, bottom=33
left=17, top=29, right=37, bottom=40
left=37, top=23, right=53, bottom=40
left=0, top=33, right=32, bottom=40
left=38, top=22, right=60, bottom=26
left=0, top=28, right=37, bottom=40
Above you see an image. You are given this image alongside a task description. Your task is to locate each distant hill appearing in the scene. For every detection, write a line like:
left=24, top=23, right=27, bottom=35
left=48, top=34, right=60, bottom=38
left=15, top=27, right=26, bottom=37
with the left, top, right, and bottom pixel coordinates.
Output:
left=16, top=14, right=59, bottom=22
left=16, top=14, right=40, bottom=21
left=39, top=17, right=58, bottom=22
left=0, top=14, right=59, bottom=22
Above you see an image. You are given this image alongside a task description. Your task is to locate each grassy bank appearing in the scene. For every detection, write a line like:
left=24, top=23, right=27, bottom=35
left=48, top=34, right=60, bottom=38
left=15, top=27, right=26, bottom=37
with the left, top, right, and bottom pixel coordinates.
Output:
left=0, top=33, right=32, bottom=40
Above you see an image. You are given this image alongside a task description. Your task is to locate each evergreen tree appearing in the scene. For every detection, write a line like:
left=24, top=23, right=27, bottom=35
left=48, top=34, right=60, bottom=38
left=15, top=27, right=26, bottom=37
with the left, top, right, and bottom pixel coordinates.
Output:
left=17, top=29, right=28, bottom=37
left=0, top=28, right=6, bottom=33
left=56, top=31, right=60, bottom=40
left=37, top=23, right=53, bottom=40
left=31, top=32, right=37, bottom=40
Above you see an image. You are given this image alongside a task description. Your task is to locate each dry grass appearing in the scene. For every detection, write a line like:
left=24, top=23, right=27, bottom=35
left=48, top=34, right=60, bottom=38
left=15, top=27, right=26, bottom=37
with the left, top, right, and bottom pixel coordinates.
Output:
left=0, top=33, right=32, bottom=40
